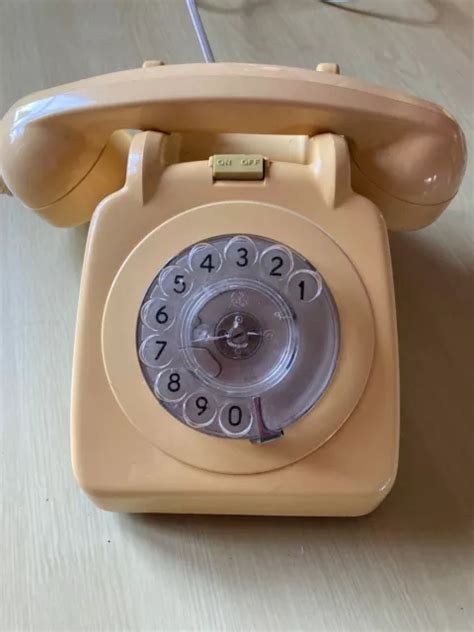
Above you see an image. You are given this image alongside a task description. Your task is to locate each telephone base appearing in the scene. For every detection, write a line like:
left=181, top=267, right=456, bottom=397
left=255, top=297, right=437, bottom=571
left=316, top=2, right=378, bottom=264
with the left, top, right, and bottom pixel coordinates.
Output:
left=71, top=131, right=398, bottom=517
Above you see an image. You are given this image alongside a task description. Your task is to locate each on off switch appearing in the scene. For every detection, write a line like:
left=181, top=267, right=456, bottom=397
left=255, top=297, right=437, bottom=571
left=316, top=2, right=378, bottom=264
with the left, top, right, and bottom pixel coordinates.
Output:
left=211, top=154, right=265, bottom=181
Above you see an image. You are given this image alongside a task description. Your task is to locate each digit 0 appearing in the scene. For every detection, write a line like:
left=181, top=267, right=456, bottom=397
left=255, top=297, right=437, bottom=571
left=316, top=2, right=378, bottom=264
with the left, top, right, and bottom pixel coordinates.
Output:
left=228, top=405, right=242, bottom=426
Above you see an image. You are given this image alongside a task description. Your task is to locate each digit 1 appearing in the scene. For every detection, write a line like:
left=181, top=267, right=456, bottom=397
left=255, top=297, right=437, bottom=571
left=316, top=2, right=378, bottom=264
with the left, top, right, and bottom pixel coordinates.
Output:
left=298, top=280, right=305, bottom=300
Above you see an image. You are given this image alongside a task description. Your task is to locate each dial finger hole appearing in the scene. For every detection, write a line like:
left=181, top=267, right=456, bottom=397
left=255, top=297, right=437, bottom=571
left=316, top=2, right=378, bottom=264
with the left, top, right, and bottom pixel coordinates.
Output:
left=188, top=243, right=222, bottom=276
left=159, top=265, right=193, bottom=297
left=224, top=235, right=258, bottom=269
left=287, top=270, right=322, bottom=303
left=139, top=335, right=174, bottom=368
left=260, top=245, right=293, bottom=279
left=140, top=298, right=175, bottom=331
left=184, top=392, right=217, bottom=427
left=154, top=368, right=190, bottom=402
left=218, top=402, right=253, bottom=437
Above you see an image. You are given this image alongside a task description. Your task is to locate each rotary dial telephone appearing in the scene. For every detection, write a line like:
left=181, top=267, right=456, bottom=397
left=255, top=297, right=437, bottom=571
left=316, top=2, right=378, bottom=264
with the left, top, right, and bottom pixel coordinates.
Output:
left=0, top=63, right=465, bottom=516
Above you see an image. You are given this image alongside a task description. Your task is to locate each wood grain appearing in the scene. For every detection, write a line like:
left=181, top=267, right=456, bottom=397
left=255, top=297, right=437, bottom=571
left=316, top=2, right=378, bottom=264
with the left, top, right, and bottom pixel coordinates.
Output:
left=0, top=1, right=472, bottom=630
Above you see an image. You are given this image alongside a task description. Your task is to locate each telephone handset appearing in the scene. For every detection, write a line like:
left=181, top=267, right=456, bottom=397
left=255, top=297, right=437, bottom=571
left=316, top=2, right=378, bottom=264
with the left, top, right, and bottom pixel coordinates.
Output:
left=0, top=63, right=466, bottom=515
left=0, top=63, right=465, bottom=228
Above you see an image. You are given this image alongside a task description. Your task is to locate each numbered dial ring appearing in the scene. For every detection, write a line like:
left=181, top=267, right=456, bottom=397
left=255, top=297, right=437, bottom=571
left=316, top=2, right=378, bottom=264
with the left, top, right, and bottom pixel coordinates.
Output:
left=137, top=235, right=340, bottom=442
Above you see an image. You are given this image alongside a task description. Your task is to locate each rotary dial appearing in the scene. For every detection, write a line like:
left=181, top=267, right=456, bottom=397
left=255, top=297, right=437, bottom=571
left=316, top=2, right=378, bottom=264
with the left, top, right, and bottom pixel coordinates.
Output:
left=137, top=235, right=340, bottom=443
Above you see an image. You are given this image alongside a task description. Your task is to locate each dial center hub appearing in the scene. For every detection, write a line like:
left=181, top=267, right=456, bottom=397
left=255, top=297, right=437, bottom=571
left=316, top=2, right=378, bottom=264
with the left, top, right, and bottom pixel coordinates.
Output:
left=215, top=311, right=262, bottom=359
left=182, top=279, right=296, bottom=396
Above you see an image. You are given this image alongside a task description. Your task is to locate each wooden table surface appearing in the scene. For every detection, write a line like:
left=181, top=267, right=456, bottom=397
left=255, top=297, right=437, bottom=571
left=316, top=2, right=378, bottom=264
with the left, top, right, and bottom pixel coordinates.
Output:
left=0, top=1, right=472, bottom=631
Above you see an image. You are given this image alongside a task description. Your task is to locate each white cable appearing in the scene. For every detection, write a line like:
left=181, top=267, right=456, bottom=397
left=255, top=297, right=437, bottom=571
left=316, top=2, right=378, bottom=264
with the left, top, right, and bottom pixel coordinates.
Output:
left=186, top=0, right=215, bottom=63
left=185, top=0, right=352, bottom=64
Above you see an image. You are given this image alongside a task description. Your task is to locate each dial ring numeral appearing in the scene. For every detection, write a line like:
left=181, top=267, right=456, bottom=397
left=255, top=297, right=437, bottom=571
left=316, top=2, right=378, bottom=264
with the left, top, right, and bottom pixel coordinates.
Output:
left=183, top=392, right=217, bottom=427
left=138, top=335, right=173, bottom=368
left=218, top=402, right=253, bottom=437
left=224, top=235, right=259, bottom=268
left=154, top=368, right=189, bottom=402
left=287, top=270, right=323, bottom=303
left=159, top=265, right=193, bottom=297
left=140, top=298, right=175, bottom=331
left=188, top=243, right=223, bottom=276
left=260, top=244, right=293, bottom=279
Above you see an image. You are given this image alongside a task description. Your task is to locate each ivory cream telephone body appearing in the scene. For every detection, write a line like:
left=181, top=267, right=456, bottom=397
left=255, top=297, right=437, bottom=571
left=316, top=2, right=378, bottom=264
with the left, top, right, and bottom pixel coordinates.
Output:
left=0, top=63, right=466, bottom=515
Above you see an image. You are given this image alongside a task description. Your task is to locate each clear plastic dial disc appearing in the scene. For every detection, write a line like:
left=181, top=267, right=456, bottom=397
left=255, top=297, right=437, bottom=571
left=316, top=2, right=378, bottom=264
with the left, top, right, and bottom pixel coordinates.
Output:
left=137, top=235, right=340, bottom=443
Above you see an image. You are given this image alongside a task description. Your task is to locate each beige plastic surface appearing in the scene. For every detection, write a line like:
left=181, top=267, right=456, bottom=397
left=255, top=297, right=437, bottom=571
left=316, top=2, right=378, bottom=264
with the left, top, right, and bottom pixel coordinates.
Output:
left=71, top=131, right=399, bottom=516
left=0, top=63, right=466, bottom=229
